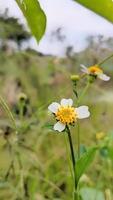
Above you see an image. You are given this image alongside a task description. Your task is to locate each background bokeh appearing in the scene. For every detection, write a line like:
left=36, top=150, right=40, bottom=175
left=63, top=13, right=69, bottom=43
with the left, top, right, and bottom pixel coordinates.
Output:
left=0, top=2, right=113, bottom=200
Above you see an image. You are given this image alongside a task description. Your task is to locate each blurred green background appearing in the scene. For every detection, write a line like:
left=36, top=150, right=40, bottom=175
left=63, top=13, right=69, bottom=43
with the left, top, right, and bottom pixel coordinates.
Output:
left=0, top=12, right=113, bottom=200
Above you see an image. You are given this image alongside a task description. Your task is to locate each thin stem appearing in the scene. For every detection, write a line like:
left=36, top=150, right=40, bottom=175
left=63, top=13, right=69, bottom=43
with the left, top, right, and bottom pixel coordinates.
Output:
left=0, top=96, right=17, bottom=132
left=16, top=151, right=26, bottom=199
left=98, top=52, right=113, bottom=66
left=66, top=126, right=77, bottom=200
left=66, top=126, right=75, bottom=172
left=5, top=159, right=14, bottom=180
left=4, top=139, right=15, bottom=180
left=64, top=134, right=74, bottom=182
left=77, top=122, right=80, bottom=159
left=76, top=81, right=90, bottom=106
left=19, top=101, right=24, bottom=122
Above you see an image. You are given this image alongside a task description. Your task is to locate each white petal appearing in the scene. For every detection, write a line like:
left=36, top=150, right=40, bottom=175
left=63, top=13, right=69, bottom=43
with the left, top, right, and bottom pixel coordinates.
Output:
left=76, top=106, right=90, bottom=119
left=48, top=102, right=60, bottom=113
left=98, top=73, right=110, bottom=81
left=80, top=64, right=89, bottom=74
left=53, top=121, right=66, bottom=132
left=61, top=98, right=73, bottom=106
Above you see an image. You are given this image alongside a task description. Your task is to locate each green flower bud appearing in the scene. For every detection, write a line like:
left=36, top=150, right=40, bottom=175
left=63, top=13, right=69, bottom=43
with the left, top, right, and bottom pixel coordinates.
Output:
left=71, top=75, right=80, bottom=82
left=17, top=93, right=27, bottom=102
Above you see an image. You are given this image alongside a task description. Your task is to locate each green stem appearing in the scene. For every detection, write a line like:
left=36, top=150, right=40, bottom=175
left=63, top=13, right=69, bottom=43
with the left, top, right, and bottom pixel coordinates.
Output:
left=19, top=102, right=24, bottom=129
left=76, top=81, right=90, bottom=106
left=66, top=126, right=77, bottom=200
left=98, top=52, right=113, bottom=66
left=72, top=79, right=90, bottom=170
left=16, top=151, right=26, bottom=198
left=0, top=96, right=17, bottom=132
left=64, top=134, right=74, bottom=182
left=5, top=140, right=15, bottom=180
left=77, top=122, right=80, bottom=159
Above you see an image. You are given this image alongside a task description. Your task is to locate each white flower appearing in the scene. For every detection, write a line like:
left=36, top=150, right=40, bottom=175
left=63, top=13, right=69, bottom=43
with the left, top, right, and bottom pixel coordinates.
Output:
left=48, top=98, right=90, bottom=132
left=81, top=64, right=110, bottom=81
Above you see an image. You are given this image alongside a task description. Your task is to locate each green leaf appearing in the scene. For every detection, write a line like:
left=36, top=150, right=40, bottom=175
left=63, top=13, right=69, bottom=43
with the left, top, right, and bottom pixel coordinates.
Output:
left=80, top=187, right=105, bottom=200
left=16, top=0, right=46, bottom=42
left=80, top=144, right=87, bottom=156
left=75, top=147, right=97, bottom=184
left=75, top=0, right=113, bottom=24
left=108, top=147, right=113, bottom=159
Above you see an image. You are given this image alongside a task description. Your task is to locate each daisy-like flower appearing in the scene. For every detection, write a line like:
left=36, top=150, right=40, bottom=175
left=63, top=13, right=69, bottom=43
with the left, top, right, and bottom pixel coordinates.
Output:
left=81, top=64, right=110, bottom=81
left=48, top=98, right=90, bottom=132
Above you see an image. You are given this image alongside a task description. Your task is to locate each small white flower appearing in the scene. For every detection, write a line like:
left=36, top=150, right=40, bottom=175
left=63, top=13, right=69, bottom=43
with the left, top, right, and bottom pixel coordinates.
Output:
left=80, top=64, right=110, bottom=81
left=81, top=64, right=89, bottom=74
left=48, top=98, right=90, bottom=132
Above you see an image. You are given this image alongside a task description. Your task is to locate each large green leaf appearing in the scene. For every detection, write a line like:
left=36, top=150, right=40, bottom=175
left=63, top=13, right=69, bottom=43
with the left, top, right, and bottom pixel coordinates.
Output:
left=75, top=147, right=97, bottom=185
left=75, top=0, right=113, bottom=24
left=16, top=0, right=46, bottom=42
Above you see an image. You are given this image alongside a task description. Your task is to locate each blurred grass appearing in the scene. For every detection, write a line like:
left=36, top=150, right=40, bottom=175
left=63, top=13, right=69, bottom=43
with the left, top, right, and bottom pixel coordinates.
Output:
left=0, top=49, right=113, bottom=200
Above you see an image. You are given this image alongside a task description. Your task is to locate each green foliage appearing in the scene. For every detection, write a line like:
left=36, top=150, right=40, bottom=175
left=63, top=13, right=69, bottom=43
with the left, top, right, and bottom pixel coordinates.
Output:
left=75, top=0, right=113, bottom=24
left=75, top=147, right=97, bottom=185
left=0, top=49, right=113, bottom=199
left=0, top=30, right=113, bottom=199
left=16, top=0, right=46, bottom=42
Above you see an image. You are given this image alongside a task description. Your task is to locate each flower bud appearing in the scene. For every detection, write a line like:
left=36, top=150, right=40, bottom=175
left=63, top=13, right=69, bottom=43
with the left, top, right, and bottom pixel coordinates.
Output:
left=71, top=75, right=80, bottom=82
left=17, top=93, right=27, bottom=102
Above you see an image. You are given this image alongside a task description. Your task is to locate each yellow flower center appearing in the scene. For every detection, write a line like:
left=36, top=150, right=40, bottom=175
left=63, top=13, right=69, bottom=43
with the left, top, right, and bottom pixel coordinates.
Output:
left=55, top=106, right=77, bottom=124
left=88, top=65, right=103, bottom=74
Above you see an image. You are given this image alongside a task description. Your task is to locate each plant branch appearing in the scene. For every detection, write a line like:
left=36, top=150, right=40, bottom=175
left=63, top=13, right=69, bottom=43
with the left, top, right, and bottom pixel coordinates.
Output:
left=98, top=52, right=113, bottom=66
left=66, top=125, right=77, bottom=200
